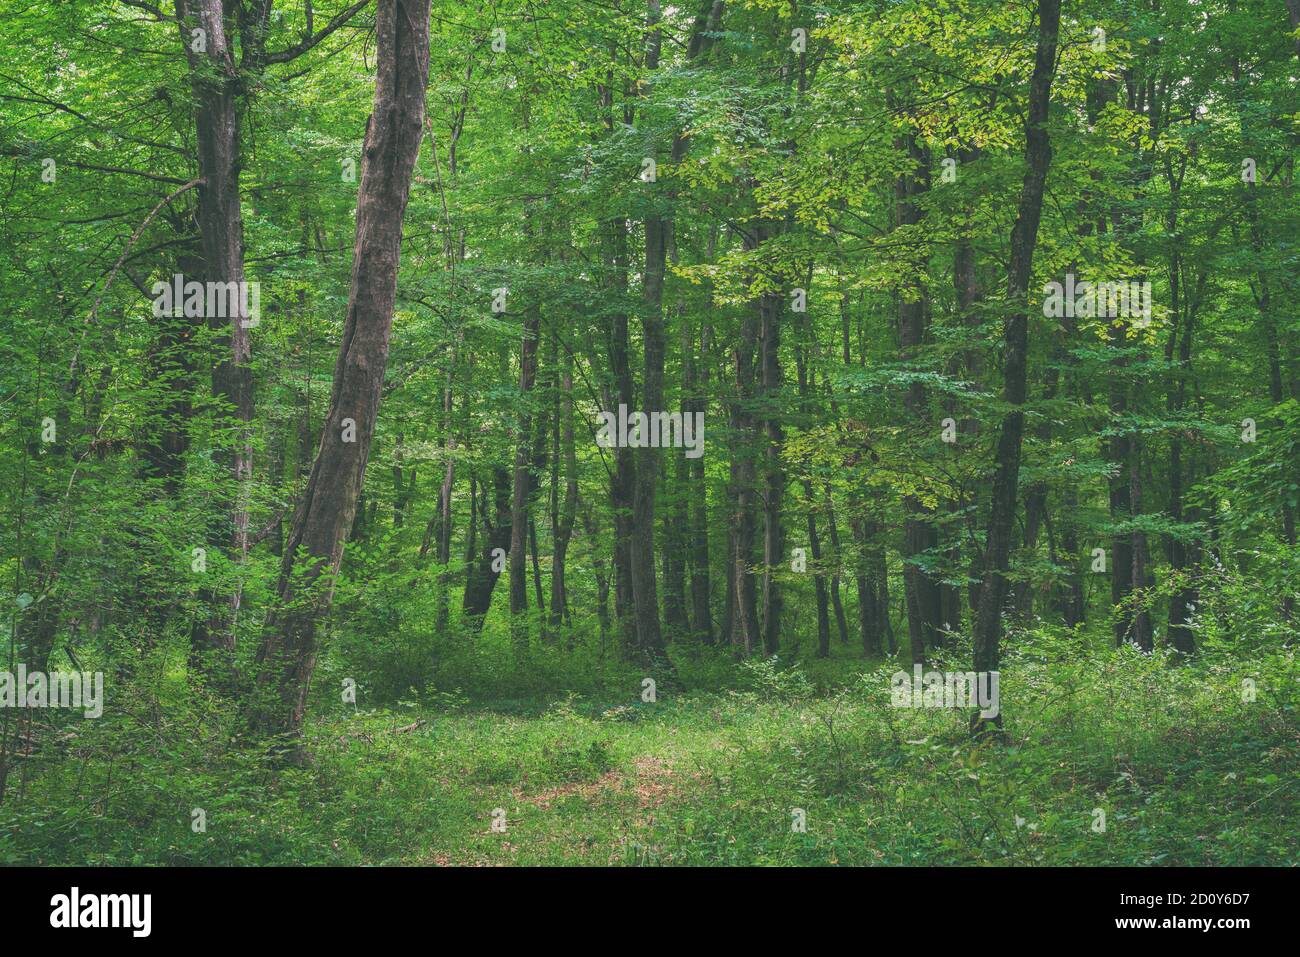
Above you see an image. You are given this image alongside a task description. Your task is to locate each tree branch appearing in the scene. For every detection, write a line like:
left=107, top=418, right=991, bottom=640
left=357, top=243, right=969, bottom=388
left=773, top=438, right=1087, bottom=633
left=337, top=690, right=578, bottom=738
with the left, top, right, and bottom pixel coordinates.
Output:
left=265, top=0, right=371, bottom=64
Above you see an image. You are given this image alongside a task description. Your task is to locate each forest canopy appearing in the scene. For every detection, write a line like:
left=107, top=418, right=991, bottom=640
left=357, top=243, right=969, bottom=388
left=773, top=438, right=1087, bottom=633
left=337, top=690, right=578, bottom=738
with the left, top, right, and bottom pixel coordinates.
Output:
left=0, top=0, right=1296, bottom=867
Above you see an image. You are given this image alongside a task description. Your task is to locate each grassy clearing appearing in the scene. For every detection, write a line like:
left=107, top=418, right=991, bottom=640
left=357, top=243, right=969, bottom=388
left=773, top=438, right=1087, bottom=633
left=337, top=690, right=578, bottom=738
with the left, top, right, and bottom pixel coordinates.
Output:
left=2, top=632, right=1296, bottom=866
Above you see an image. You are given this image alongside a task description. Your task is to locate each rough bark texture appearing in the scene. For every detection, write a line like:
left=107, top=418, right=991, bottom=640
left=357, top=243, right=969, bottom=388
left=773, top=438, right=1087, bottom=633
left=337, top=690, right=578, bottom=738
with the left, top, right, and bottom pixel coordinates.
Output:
left=178, top=0, right=255, bottom=656
left=252, top=0, right=431, bottom=749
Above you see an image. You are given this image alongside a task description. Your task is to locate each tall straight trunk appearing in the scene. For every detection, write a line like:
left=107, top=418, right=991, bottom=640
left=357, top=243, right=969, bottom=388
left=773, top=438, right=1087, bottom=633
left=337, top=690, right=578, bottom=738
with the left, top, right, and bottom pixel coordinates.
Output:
left=1060, top=483, right=1086, bottom=626
left=730, top=306, right=761, bottom=653
left=178, top=0, right=255, bottom=655
left=582, top=507, right=612, bottom=652
left=688, top=277, right=716, bottom=644
left=251, top=0, right=431, bottom=749
left=630, top=0, right=667, bottom=665
left=1246, top=166, right=1297, bottom=621
left=631, top=0, right=723, bottom=657
left=431, top=342, right=459, bottom=635
left=759, top=284, right=785, bottom=656
left=604, top=217, right=639, bottom=656
left=894, top=127, right=941, bottom=663
left=793, top=303, right=830, bottom=656
left=509, top=303, right=541, bottom=644
left=663, top=314, right=690, bottom=638
left=462, top=465, right=512, bottom=625
left=549, top=356, right=578, bottom=637
left=1107, top=325, right=1138, bottom=646
left=850, top=517, right=883, bottom=655
left=1014, top=360, right=1058, bottom=619
left=824, top=487, right=850, bottom=644
left=632, top=210, right=666, bottom=662
left=971, top=0, right=1060, bottom=734
left=805, top=483, right=831, bottom=657
left=880, top=559, right=897, bottom=654
left=945, top=196, right=982, bottom=633
left=1129, top=439, right=1155, bottom=649
left=683, top=316, right=712, bottom=642
left=820, top=323, right=852, bottom=646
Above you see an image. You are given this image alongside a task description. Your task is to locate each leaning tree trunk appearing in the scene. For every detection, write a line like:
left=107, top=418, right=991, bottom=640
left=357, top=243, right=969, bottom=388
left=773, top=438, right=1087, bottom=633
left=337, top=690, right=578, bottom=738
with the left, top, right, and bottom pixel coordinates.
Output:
left=251, top=0, right=431, bottom=751
left=970, top=0, right=1060, bottom=736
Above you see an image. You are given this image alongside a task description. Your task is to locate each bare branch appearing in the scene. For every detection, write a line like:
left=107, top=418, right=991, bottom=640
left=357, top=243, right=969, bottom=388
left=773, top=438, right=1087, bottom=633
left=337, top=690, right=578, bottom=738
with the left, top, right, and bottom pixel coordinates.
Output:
left=0, top=148, right=190, bottom=185
left=264, top=0, right=371, bottom=65
left=87, top=177, right=203, bottom=332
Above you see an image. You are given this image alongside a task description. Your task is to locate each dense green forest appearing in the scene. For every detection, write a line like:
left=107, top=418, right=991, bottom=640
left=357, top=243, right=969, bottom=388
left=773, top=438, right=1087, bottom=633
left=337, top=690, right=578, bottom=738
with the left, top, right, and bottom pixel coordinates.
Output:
left=0, top=0, right=1297, bottom=867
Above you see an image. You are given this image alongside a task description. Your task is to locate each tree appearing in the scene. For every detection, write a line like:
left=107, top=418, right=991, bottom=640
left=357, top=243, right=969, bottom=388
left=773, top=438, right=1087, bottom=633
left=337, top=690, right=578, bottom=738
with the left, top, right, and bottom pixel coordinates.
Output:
left=251, top=0, right=431, bottom=751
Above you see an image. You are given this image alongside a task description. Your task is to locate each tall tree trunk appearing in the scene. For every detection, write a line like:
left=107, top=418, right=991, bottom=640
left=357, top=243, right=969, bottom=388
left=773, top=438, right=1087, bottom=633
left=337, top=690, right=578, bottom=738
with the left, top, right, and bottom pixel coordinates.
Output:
left=730, top=304, right=761, bottom=653
left=633, top=206, right=667, bottom=663
left=549, top=355, right=578, bottom=638
left=759, top=283, right=785, bottom=656
left=970, top=0, right=1060, bottom=736
left=894, top=126, right=941, bottom=664
left=178, top=0, right=255, bottom=655
left=662, top=311, right=691, bottom=638
left=463, top=465, right=512, bottom=626
left=509, top=303, right=541, bottom=647
left=600, top=215, right=639, bottom=657
left=793, top=302, right=830, bottom=656
left=688, top=276, right=716, bottom=644
left=1107, top=324, right=1138, bottom=646
left=824, top=486, right=850, bottom=645
left=850, top=516, right=882, bottom=656
left=250, top=0, right=431, bottom=752
left=684, top=317, right=712, bottom=642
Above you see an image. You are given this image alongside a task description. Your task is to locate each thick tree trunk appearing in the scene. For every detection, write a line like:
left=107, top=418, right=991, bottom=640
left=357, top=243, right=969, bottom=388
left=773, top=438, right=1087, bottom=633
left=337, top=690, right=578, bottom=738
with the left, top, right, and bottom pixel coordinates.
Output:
left=250, top=0, right=430, bottom=751
left=178, top=0, right=255, bottom=655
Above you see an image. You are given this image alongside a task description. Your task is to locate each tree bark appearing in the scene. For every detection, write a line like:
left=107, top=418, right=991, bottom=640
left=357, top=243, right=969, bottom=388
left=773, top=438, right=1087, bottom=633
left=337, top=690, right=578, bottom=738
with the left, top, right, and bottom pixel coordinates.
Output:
left=177, top=0, right=255, bottom=656
left=894, top=126, right=941, bottom=664
left=251, top=0, right=431, bottom=751
left=970, top=0, right=1060, bottom=736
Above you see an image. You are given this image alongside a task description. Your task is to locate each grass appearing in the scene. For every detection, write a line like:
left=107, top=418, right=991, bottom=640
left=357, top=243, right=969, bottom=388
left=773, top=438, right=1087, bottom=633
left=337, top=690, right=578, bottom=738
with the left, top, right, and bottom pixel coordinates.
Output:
left=1, top=632, right=1296, bottom=866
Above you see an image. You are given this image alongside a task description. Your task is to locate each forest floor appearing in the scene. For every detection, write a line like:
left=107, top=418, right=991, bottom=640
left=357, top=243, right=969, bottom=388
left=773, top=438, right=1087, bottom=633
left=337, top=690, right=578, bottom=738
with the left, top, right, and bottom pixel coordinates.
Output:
left=1, top=638, right=1297, bottom=866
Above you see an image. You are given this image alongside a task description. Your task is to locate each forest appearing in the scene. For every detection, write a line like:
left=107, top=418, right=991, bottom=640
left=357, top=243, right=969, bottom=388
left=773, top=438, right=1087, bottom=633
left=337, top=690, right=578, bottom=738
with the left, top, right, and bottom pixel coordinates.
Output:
left=0, top=0, right=1297, bottom=868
